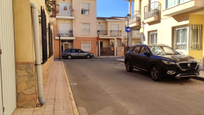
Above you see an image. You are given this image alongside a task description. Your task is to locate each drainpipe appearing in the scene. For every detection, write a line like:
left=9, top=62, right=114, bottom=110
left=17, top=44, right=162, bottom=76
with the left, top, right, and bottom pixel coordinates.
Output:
left=30, top=3, right=46, bottom=105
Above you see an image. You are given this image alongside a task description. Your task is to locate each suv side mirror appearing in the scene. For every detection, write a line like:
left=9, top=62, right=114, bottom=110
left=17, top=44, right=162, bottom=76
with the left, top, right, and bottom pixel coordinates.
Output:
left=144, top=52, right=150, bottom=56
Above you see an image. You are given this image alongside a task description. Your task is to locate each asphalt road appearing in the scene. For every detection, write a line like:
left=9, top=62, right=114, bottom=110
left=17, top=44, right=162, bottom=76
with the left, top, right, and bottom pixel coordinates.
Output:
left=64, top=58, right=204, bottom=115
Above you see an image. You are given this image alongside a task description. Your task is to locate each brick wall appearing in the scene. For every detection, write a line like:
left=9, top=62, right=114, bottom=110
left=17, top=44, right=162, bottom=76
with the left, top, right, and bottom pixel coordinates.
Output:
left=74, top=37, right=97, bottom=56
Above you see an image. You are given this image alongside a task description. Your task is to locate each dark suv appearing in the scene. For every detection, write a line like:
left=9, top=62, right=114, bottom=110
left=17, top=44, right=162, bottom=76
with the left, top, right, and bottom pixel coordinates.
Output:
left=125, top=44, right=200, bottom=81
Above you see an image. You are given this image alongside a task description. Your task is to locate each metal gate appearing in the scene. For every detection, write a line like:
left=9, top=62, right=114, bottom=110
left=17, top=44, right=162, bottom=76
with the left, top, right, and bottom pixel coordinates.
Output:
left=100, top=47, right=114, bottom=56
left=0, top=0, right=17, bottom=115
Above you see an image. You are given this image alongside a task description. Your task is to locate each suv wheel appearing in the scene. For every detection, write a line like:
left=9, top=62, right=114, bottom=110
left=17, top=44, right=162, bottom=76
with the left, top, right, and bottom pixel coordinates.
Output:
left=125, top=62, right=133, bottom=72
left=67, top=55, right=72, bottom=59
left=151, top=66, right=161, bottom=81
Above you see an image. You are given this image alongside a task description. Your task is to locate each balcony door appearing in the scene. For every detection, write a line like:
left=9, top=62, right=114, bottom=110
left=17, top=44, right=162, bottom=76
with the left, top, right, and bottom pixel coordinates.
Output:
left=150, top=0, right=158, bottom=10
left=59, top=2, right=70, bottom=16
left=112, top=24, right=119, bottom=36
left=59, top=23, right=71, bottom=37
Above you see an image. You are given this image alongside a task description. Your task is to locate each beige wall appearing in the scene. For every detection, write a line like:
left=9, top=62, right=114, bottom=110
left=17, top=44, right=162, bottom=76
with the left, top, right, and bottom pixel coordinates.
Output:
left=14, top=0, right=34, bottom=63
left=97, top=22, right=108, bottom=30
left=100, top=39, right=110, bottom=47
left=73, top=0, right=97, bottom=37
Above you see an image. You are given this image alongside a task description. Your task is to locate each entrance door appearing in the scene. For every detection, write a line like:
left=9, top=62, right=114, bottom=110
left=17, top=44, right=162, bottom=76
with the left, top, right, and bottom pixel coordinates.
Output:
left=59, top=2, right=70, bottom=16
left=63, top=42, right=72, bottom=51
left=59, top=23, right=71, bottom=36
left=0, top=63, right=2, bottom=115
left=0, top=0, right=17, bottom=115
left=112, top=24, right=119, bottom=36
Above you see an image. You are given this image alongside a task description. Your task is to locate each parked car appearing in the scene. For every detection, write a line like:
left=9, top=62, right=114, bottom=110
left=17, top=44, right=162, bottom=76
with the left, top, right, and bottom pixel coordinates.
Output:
left=125, top=44, right=200, bottom=81
left=62, top=49, right=94, bottom=59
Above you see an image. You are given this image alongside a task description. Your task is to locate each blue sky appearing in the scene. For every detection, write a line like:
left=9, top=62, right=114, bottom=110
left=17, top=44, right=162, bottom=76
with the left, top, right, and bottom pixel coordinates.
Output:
left=97, top=0, right=130, bottom=17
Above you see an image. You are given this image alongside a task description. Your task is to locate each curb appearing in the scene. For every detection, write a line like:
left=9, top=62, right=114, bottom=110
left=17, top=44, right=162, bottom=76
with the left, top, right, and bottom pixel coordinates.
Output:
left=192, top=76, right=204, bottom=81
left=63, top=62, right=79, bottom=115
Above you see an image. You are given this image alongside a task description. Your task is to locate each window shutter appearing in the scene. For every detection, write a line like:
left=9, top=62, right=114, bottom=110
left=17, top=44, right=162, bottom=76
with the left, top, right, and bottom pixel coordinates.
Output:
left=82, top=23, right=90, bottom=34
left=82, top=42, right=91, bottom=51
left=81, top=3, right=89, bottom=9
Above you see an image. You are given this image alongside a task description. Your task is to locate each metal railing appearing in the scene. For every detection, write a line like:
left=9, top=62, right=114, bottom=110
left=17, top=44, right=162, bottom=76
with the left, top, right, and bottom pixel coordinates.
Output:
left=56, top=30, right=74, bottom=37
left=144, top=1, right=161, bottom=19
left=45, top=1, right=57, bottom=17
left=129, top=10, right=141, bottom=25
left=97, top=30, right=108, bottom=35
left=56, top=9, right=74, bottom=17
left=110, top=30, right=122, bottom=37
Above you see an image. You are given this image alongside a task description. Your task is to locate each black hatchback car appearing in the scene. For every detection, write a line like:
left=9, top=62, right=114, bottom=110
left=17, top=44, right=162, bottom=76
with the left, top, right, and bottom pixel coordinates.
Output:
left=125, top=44, right=200, bottom=81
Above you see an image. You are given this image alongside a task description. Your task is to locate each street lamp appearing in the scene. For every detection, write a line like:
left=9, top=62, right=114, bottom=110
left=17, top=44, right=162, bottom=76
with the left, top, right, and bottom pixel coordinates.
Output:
left=126, top=14, right=131, bottom=47
left=97, top=30, right=100, bottom=57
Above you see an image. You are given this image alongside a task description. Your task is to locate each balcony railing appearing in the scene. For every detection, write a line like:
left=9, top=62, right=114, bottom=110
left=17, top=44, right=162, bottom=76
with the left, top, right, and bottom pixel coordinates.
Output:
left=57, top=30, right=74, bottom=37
left=98, top=30, right=108, bottom=35
left=144, top=1, right=161, bottom=19
left=110, top=30, right=122, bottom=37
left=129, top=10, right=141, bottom=25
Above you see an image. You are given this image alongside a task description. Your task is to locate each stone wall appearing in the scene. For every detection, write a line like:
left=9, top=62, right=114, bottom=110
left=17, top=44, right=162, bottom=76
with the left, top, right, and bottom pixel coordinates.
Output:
left=16, top=56, right=54, bottom=107
left=16, top=63, right=37, bottom=107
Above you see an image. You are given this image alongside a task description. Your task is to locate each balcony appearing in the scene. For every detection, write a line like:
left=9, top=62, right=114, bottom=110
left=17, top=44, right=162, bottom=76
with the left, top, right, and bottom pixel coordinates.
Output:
left=55, top=30, right=75, bottom=40
left=144, top=1, right=161, bottom=24
left=55, top=4, right=75, bottom=19
left=129, top=10, right=141, bottom=28
left=110, top=30, right=122, bottom=37
left=98, top=30, right=108, bottom=36
left=163, top=0, right=204, bottom=16
left=46, top=1, right=57, bottom=25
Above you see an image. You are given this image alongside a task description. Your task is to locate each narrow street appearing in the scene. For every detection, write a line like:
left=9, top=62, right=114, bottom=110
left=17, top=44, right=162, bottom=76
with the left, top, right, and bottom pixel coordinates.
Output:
left=64, top=58, right=204, bottom=115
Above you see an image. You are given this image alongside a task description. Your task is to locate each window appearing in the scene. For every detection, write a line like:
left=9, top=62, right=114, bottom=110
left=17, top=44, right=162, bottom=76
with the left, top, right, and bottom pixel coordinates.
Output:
left=81, top=23, right=90, bottom=35
left=190, top=25, right=202, bottom=50
left=174, top=27, right=188, bottom=50
left=81, top=3, right=90, bottom=15
left=140, top=46, right=149, bottom=54
left=173, top=25, right=202, bottom=51
left=166, top=0, right=191, bottom=9
left=81, top=42, right=91, bottom=51
left=140, top=0, right=142, bottom=12
left=133, top=46, right=141, bottom=54
left=59, top=2, right=70, bottom=16
left=150, top=0, right=159, bottom=10
left=149, top=31, right=157, bottom=44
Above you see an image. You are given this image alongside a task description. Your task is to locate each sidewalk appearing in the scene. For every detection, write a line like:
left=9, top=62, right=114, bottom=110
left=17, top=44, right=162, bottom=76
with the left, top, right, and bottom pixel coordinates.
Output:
left=12, top=61, right=76, bottom=115
left=116, top=58, right=204, bottom=79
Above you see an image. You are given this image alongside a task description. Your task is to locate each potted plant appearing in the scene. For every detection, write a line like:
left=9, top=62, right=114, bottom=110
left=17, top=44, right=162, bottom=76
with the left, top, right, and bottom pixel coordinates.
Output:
left=69, top=6, right=74, bottom=12
left=64, top=5, right=67, bottom=10
left=45, top=0, right=59, bottom=16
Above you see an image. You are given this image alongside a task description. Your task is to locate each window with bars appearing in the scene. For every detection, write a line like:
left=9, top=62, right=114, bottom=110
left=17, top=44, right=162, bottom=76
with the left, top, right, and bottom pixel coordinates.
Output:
left=190, top=25, right=202, bottom=50
left=48, top=23, right=53, bottom=57
left=81, top=42, right=91, bottom=51
left=149, top=31, right=157, bottom=44
left=41, top=7, right=48, bottom=64
left=81, top=3, right=90, bottom=15
left=81, top=23, right=90, bottom=35
left=173, top=25, right=202, bottom=51
left=174, top=27, right=188, bottom=50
